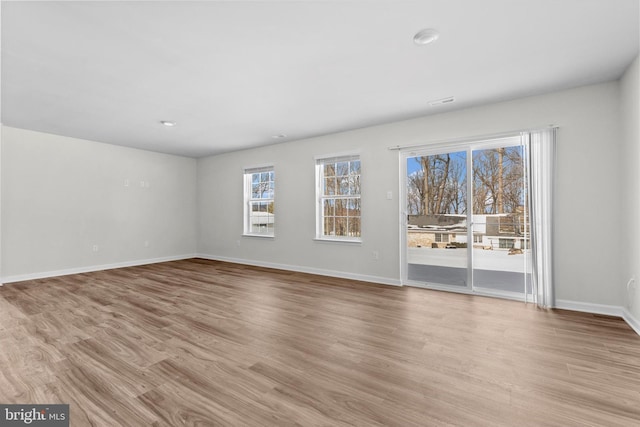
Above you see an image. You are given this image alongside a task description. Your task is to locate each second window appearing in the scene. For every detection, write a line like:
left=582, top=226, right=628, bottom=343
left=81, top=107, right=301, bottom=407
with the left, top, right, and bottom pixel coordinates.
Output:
left=316, top=155, right=361, bottom=240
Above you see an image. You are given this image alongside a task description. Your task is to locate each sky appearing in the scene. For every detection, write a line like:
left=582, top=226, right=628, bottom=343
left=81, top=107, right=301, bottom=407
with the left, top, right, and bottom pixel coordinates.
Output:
left=406, top=151, right=467, bottom=175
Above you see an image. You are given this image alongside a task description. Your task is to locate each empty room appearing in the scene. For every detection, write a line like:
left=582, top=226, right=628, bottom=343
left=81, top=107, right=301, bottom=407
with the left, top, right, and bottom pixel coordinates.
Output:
left=1, top=1, right=639, bottom=426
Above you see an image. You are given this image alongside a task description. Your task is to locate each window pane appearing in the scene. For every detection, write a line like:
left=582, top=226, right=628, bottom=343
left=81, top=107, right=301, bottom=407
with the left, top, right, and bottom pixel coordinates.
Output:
left=347, top=198, right=361, bottom=216
left=335, top=217, right=348, bottom=236
left=324, top=163, right=336, bottom=177
left=336, top=161, right=349, bottom=177
left=335, top=199, right=346, bottom=216
left=324, top=178, right=336, bottom=195
left=348, top=217, right=361, bottom=237
left=350, top=160, right=361, bottom=175
left=249, top=203, right=274, bottom=233
left=338, top=176, right=350, bottom=195
left=252, top=173, right=259, bottom=184
left=349, top=175, right=360, bottom=195
left=324, top=217, right=335, bottom=236
left=323, top=199, right=335, bottom=216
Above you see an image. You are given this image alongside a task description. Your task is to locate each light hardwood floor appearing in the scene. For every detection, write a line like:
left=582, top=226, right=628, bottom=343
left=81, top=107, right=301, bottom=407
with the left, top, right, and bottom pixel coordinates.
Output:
left=0, top=259, right=639, bottom=426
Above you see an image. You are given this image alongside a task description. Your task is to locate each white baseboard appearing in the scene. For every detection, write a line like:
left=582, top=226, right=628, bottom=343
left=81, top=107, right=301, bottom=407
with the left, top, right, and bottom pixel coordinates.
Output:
left=196, top=253, right=402, bottom=287
left=623, top=308, right=640, bottom=336
left=555, top=299, right=640, bottom=336
left=0, top=254, right=197, bottom=285
left=554, top=299, right=623, bottom=317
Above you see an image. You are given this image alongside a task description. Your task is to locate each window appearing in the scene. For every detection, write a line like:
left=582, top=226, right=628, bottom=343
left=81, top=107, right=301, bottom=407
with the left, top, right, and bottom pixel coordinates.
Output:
left=435, top=233, right=449, bottom=243
left=316, top=155, right=361, bottom=240
left=244, top=166, right=274, bottom=236
left=498, top=238, right=513, bottom=249
left=473, top=235, right=483, bottom=243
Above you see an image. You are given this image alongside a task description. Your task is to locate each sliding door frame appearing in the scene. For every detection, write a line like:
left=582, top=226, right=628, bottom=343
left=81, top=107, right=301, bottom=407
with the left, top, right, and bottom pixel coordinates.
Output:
left=400, top=134, right=530, bottom=302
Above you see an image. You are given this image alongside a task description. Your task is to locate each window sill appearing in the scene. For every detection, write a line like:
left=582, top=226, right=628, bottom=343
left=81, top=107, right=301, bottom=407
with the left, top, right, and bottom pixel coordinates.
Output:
left=242, top=234, right=275, bottom=239
left=313, top=237, right=362, bottom=244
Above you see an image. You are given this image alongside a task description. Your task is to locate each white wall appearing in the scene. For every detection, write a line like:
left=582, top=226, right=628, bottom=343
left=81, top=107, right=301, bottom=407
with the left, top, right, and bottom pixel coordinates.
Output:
left=1, top=127, right=197, bottom=281
left=198, top=81, right=624, bottom=307
left=621, top=55, right=640, bottom=327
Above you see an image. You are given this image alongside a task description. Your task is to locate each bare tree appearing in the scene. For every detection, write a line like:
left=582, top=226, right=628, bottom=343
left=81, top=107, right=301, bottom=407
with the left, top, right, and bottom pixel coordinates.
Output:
left=410, top=153, right=466, bottom=215
left=472, top=147, right=525, bottom=214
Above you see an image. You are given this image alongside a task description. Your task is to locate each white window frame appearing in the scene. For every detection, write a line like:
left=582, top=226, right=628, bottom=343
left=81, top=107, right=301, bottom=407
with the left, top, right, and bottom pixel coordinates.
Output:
left=435, top=233, right=449, bottom=243
left=315, top=154, right=361, bottom=242
left=243, top=166, right=275, bottom=237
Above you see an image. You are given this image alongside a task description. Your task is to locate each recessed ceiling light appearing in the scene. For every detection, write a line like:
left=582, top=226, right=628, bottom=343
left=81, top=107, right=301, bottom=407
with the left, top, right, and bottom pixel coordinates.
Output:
left=272, top=134, right=287, bottom=139
left=413, top=28, right=440, bottom=45
left=161, top=121, right=176, bottom=127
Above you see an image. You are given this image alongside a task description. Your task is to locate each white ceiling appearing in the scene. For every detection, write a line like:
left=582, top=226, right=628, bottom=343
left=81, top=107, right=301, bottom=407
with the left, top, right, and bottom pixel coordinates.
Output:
left=2, top=0, right=639, bottom=158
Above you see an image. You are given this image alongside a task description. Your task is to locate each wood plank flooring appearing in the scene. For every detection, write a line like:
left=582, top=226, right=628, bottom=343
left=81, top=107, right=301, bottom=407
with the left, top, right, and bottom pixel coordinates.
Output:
left=1, top=258, right=639, bottom=426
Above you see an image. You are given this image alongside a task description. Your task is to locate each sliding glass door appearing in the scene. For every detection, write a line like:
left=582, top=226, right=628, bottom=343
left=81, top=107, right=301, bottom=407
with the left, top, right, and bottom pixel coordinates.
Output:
left=406, top=150, right=468, bottom=287
left=403, top=136, right=532, bottom=299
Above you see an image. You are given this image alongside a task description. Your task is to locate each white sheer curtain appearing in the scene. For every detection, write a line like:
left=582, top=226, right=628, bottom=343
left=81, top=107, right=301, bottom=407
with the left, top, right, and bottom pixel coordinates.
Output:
left=525, top=128, right=557, bottom=309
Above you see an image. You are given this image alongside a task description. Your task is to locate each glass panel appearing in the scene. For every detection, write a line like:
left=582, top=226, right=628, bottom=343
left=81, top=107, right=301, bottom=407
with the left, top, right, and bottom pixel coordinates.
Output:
left=338, top=176, right=350, bottom=195
left=323, top=217, right=335, bottom=236
left=323, top=199, right=335, bottom=216
left=349, top=175, right=360, bottom=195
left=471, top=145, right=531, bottom=295
left=406, top=151, right=468, bottom=286
left=324, top=163, right=336, bottom=177
left=336, top=161, right=349, bottom=176
left=347, top=198, right=360, bottom=216
left=335, top=217, right=348, bottom=236
left=249, top=201, right=274, bottom=235
left=350, top=160, right=361, bottom=175
left=348, top=217, right=361, bottom=237
left=324, top=178, right=336, bottom=195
